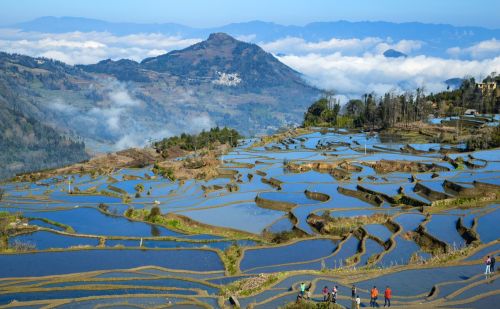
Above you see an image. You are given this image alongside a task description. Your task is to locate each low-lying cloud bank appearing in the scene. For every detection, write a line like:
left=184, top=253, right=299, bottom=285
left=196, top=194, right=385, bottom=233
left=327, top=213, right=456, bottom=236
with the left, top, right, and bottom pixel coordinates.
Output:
left=260, top=36, right=424, bottom=56
left=0, top=29, right=200, bottom=64
left=278, top=53, right=500, bottom=99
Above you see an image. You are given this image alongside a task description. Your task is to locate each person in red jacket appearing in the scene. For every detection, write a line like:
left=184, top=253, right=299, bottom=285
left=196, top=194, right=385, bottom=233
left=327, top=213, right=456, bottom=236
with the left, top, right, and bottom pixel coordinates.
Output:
left=384, top=286, right=392, bottom=307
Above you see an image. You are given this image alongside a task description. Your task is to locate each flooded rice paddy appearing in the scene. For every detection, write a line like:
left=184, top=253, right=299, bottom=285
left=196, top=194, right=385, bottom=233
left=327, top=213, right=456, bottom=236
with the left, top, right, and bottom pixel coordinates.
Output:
left=0, top=129, right=499, bottom=308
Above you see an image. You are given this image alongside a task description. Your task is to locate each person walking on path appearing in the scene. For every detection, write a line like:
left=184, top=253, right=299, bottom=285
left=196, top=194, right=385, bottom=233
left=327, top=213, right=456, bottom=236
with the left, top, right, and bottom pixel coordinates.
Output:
left=384, top=286, right=392, bottom=307
left=322, top=285, right=329, bottom=302
left=485, top=256, right=491, bottom=275
left=352, top=285, right=357, bottom=298
left=370, top=286, right=379, bottom=307
left=356, top=295, right=361, bottom=309
left=491, top=255, right=496, bottom=273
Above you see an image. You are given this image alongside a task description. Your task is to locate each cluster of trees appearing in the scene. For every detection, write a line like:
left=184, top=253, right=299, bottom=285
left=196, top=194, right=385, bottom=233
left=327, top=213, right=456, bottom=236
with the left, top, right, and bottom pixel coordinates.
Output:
left=343, top=88, right=432, bottom=129
left=153, top=126, right=242, bottom=154
left=302, top=93, right=353, bottom=128
left=304, top=73, right=500, bottom=130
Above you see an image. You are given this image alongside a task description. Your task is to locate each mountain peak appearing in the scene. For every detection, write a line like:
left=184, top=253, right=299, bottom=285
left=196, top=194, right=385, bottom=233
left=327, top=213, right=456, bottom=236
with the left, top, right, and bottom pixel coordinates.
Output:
left=139, top=33, right=306, bottom=88
left=207, top=32, right=236, bottom=42
left=383, top=49, right=408, bottom=58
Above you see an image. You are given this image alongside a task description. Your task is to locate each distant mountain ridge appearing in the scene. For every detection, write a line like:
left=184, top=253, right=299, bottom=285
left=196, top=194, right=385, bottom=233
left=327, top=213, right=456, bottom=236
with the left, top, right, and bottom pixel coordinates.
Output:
left=12, top=17, right=500, bottom=57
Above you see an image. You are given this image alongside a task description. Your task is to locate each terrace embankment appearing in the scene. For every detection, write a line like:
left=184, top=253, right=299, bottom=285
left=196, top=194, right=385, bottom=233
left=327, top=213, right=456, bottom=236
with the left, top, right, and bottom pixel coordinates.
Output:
left=428, top=180, right=500, bottom=210
left=304, top=190, right=330, bottom=202
left=307, top=212, right=391, bottom=236
left=284, top=160, right=359, bottom=178
left=125, top=207, right=260, bottom=241
left=337, top=186, right=384, bottom=206
left=379, top=121, right=458, bottom=144
left=414, top=182, right=451, bottom=201
left=456, top=217, right=480, bottom=245
left=364, top=160, right=450, bottom=174
left=255, top=194, right=295, bottom=211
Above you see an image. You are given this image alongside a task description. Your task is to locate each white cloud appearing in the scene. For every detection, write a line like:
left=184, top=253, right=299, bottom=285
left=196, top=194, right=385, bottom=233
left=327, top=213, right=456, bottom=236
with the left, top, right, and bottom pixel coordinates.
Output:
left=109, top=88, right=141, bottom=107
left=447, top=39, right=500, bottom=60
left=278, top=53, right=500, bottom=99
left=374, top=39, right=424, bottom=54
left=0, top=28, right=201, bottom=64
left=260, top=36, right=423, bottom=56
left=188, top=114, right=216, bottom=133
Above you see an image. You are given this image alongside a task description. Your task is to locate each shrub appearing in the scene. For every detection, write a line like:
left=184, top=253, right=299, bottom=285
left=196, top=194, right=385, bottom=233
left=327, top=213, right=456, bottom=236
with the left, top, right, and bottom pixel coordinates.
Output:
left=98, top=203, right=109, bottom=212
left=125, top=207, right=134, bottom=217
left=134, top=183, right=144, bottom=193
left=150, top=206, right=161, bottom=217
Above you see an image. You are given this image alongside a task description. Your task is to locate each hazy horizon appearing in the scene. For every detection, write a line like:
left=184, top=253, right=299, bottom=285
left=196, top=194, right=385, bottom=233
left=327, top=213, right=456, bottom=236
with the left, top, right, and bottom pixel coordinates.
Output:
left=1, top=0, right=499, bottom=28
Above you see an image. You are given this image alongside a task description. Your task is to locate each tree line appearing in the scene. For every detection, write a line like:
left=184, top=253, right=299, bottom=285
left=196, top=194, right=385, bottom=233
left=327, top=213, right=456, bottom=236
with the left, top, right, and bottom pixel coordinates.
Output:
left=153, top=126, right=242, bottom=155
left=303, top=73, right=500, bottom=130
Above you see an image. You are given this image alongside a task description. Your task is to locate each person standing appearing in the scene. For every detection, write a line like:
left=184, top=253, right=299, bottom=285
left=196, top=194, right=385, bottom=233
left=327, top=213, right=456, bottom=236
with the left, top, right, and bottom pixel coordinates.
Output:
left=300, top=282, right=306, bottom=296
left=485, top=256, right=491, bottom=275
left=384, top=286, right=392, bottom=307
left=370, top=285, right=379, bottom=307
left=491, top=255, right=496, bottom=273
left=352, top=285, right=357, bottom=299
left=356, top=295, right=361, bottom=309
left=322, top=285, right=329, bottom=302
left=331, top=285, right=338, bottom=303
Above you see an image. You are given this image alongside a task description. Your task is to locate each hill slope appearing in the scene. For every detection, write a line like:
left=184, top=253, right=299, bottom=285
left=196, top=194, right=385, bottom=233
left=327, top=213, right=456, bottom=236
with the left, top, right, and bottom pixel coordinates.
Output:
left=0, top=34, right=320, bottom=155
left=0, top=103, right=88, bottom=180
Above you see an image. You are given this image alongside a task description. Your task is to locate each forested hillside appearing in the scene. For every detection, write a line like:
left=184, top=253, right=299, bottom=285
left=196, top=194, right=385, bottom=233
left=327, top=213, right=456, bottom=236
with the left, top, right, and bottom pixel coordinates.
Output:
left=0, top=103, right=88, bottom=179
left=0, top=61, right=89, bottom=179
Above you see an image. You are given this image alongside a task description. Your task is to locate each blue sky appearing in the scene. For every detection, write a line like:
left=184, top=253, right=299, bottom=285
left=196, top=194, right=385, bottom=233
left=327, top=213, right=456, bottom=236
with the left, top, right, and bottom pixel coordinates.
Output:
left=1, top=0, right=499, bottom=28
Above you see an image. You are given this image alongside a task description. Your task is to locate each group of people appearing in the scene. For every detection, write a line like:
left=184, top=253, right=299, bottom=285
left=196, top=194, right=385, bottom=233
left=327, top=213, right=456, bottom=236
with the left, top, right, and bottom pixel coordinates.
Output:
left=295, top=281, right=393, bottom=307
left=485, top=255, right=496, bottom=275
left=367, top=285, right=392, bottom=308
left=321, top=284, right=340, bottom=303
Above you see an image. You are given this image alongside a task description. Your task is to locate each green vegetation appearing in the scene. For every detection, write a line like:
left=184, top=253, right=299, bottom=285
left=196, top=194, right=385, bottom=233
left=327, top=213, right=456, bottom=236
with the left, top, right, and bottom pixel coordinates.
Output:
left=31, top=217, right=75, bottom=233
left=134, top=183, right=144, bottom=193
left=0, top=211, right=17, bottom=249
left=152, top=163, right=176, bottom=181
left=304, top=73, right=500, bottom=132
left=153, top=127, right=242, bottom=156
left=134, top=183, right=144, bottom=198
left=302, top=96, right=345, bottom=128
left=222, top=243, right=242, bottom=275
